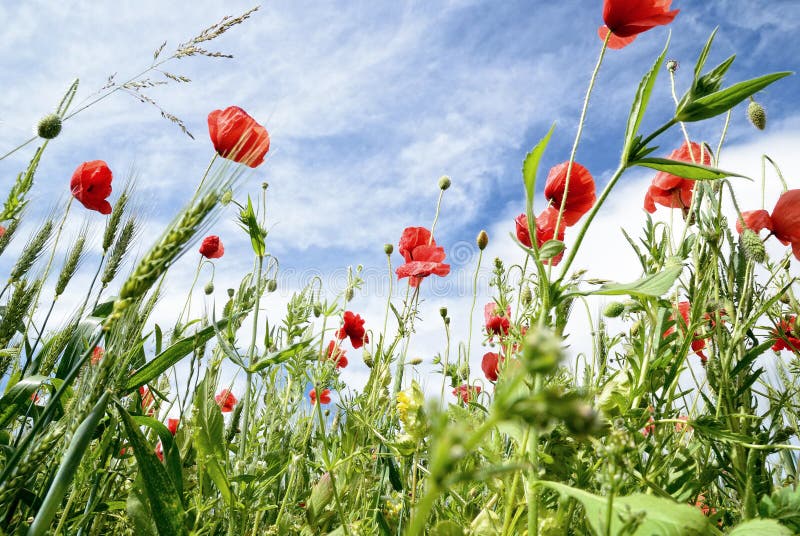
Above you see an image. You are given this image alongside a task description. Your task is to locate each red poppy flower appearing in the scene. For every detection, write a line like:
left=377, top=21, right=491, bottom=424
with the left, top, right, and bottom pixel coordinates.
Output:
left=325, top=340, right=348, bottom=369
left=208, top=106, right=270, bottom=168
left=310, top=388, right=332, bottom=405
left=544, top=162, right=596, bottom=226
left=644, top=142, right=710, bottom=213
left=0, top=226, right=6, bottom=237
left=395, top=227, right=451, bottom=287
left=481, top=352, right=502, bottom=382
left=167, top=418, right=180, bottom=436
left=641, top=416, right=656, bottom=437
left=515, top=207, right=566, bottom=265
left=736, top=190, right=800, bottom=259
left=664, top=301, right=708, bottom=363
left=336, top=311, right=369, bottom=349
left=199, top=235, right=224, bottom=259
left=215, top=389, right=237, bottom=412
left=71, top=160, right=113, bottom=215
left=771, top=316, right=800, bottom=352
left=484, top=302, right=511, bottom=338
left=155, top=442, right=164, bottom=462
left=91, top=346, right=104, bottom=365
left=736, top=209, right=773, bottom=235
left=453, top=384, right=481, bottom=404
left=599, top=0, right=679, bottom=50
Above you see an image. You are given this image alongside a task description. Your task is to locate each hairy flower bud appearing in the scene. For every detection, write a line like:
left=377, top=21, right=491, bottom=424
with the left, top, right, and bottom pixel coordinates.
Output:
left=204, top=281, right=214, bottom=295
left=438, top=175, right=451, bottom=190
left=313, top=303, right=323, bottom=317
left=740, top=229, right=766, bottom=263
left=747, top=99, right=767, bottom=130
left=603, top=302, right=625, bottom=318
left=521, top=286, right=532, bottom=306
left=37, top=113, right=62, bottom=139
left=477, top=230, right=489, bottom=250
left=267, top=279, right=278, bottom=292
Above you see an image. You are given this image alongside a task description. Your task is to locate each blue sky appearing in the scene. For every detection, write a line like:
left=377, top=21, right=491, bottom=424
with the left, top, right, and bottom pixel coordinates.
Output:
left=0, top=1, right=798, bottom=393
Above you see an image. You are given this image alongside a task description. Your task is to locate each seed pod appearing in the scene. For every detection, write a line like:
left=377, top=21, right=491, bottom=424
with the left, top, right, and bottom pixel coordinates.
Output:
left=439, top=306, right=448, bottom=318
left=740, top=229, right=766, bottom=263
left=666, top=59, right=679, bottom=73
left=747, top=99, right=767, bottom=130
left=384, top=243, right=394, bottom=255
left=438, top=175, right=451, bottom=190
left=37, top=113, right=62, bottom=139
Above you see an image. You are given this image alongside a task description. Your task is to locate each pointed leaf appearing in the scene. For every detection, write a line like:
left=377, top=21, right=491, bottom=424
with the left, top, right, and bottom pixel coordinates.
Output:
left=584, top=263, right=683, bottom=298
left=522, top=123, right=556, bottom=208
left=631, top=157, right=749, bottom=181
left=677, top=71, right=792, bottom=122
left=192, top=373, right=233, bottom=504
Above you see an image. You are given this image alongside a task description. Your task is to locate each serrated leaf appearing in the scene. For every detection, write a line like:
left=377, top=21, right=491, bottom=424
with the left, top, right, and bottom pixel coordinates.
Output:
left=631, top=158, right=748, bottom=181
left=677, top=71, right=792, bottom=122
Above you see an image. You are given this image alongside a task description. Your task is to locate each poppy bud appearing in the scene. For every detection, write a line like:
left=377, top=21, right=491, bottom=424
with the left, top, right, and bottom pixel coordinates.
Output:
left=345, top=288, right=354, bottom=302
left=747, top=99, right=767, bottom=130
left=363, top=349, right=373, bottom=368
left=409, top=357, right=423, bottom=366
left=521, top=286, right=532, bottom=306
left=477, top=230, right=489, bottom=250
left=438, top=175, right=451, bottom=190
left=220, top=189, right=233, bottom=205
left=494, top=257, right=503, bottom=270
left=37, top=113, right=62, bottom=139
left=384, top=243, right=394, bottom=255
left=227, top=288, right=235, bottom=298
left=603, top=302, right=625, bottom=318
left=740, top=229, right=766, bottom=263
left=262, top=182, right=269, bottom=190
left=313, top=303, right=322, bottom=317
left=204, top=281, right=214, bottom=295
left=439, top=306, right=448, bottom=318
left=666, top=59, right=679, bottom=73
left=267, top=279, right=278, bottom=292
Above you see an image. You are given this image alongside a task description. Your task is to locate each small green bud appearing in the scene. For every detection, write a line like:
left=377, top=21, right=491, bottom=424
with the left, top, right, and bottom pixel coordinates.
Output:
left=220, top=189, right=233, bottom=205
left=494, top=257, right=503, bottom=270
left=521, top=286, right=532, bottom=306
left=747, top=99, right=767, bottom=130
left=227, top=288, right=235, bottom=298
left=363, top=349, right=373, bottom=368
left=522, top=327, right=563, bottom=375
left=37, top=113, right=62, bottom=139
left=603, top=301, right=625, bottom=318
left=345, top=287, right=354, bottom=302
left=262, top=182, right=269, bottom=190
left=313, top=303, right=323, bottom=317
left=204, top=281, right=214, bottom=295
left=439, top=306, right=448, bottom=318
left=384, top=243, right=394, bottom=255
left=267, top=279, right=278, bottom=292
left=740, top=229, right=766, bottom=263
left=438, top=175, right=451, bottom=190
left=477, top=230, right=489, bottom=250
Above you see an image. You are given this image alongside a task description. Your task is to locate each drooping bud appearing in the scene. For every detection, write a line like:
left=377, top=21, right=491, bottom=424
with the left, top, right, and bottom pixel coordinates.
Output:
left=308, top=472, right=334, bottom=521
left=267, top=279, right=278, bottom=292
left=204, top=281, right=214, bottom=295
left=603, top=301, right=625, bottom=318
left=477, top=230, right=489, bottom=251
left=740, top=229, right=767, bottom=263
left=220, top=189, right=233, bottom=205
left=362, top=349, right=373, bottom=368
left=438, top=175, right=451, bottom=190
left=37, top=113, right=62, bottom=139
left=747, top=99, right=767, bottom=130
left=313, top=303, right=323, bottom=317
left=384, top=243, right=394, bottom=255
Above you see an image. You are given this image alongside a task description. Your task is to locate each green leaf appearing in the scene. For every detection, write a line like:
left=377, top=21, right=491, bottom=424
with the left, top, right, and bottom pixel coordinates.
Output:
left=28, top=391, right=110, bottom=536
left=0, top=375, right=49, bottom=429
left=430, top=520, right=464, bottom=536
left=116, top=402, right=187, bottom=536
left=584, top=263, right=683, bottom=298
left=237, top=196, right=266, bottom=257
left=677, top=71, right=792, bottom=122
left=728, top=520, right=792, bottom=535
left=623, top=35, right=669, bottom=164
left=522, top=123, right=556, bottom=209
left=127, top=476, right=157, bottom=536
left=192, top=373, right=234, bottom=505
left=631, top=157, right=748, bottom=181
left=125, top=317, right=230, bottom=392
left=247, top=338, right=314, bottom=373
left=539, top=481, right=712, bottom=535
left=132, top=416, right=183, bottom=497
left=538, top=240, right=565, bottom=260
left=693, top=28, right=718, bottom=81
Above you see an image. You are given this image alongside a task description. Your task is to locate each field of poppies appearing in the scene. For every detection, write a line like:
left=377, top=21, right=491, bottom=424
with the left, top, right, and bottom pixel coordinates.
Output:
left=1, top=1, right=800, bottom=535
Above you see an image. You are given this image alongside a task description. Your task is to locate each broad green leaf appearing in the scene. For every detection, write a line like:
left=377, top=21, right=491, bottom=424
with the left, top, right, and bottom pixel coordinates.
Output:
left=132, top=416, right=183, bottom=497
left=537, top=240, right=565, bottom=261
left=192, top=373, right=234, bottom=504
left=125, top=317, right=230, bottom=392
left=522, top=123, right=556, bottom=209
left=677, top=71, right=792, bottom=122
left=583, top=263, right=682, bottom=298
left=631, top=158, right=748, bottom=181
left=540, top=481, right=712, bottom=535
left=248, top=338, right=315, bottom=373
left=117, top=402, right=187, bottom=536
left=127, top=476, right=157, bottom=536
left=623, top=35, right=669, bottom=164
left=728, top=520, right=792, bottom=535
left=0, top=375, right=49, bottom=429
left=28, top=391, right=110, bottom=536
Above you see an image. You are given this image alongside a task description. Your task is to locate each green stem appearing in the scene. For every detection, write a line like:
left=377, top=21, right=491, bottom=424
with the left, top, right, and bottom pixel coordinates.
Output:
left=465, top=250, right=484, bottom=366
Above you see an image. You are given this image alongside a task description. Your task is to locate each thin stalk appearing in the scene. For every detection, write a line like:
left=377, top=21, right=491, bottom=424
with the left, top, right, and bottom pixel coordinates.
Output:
left=465, top=249, right=484, bottom=367
left=239, top=254, right=265, bottom=457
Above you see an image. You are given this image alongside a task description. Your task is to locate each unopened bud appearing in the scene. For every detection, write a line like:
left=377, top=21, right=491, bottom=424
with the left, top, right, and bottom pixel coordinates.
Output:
left=204, top=281, right=214, bottom=295
left=740, top=229, right=766, bottom=263
left=439, top=306, right=448, bottom=318
left=220, top=189, right=233, bottom=205
left=438, top=175, right=451, bottom=190
left=262, top=182, right=269, bottom=190
left=227, top=288, right=235, bottom=298
left=37, top=113, right=62, bottom=139
left=363, top=349, right=374, bottom=368
left=603, top=302, right=625, bottom=318
left=666, top=59, right=679, bottom=73
left=308, top=472, right=334, bottom=519
left=521, top=286, right=532, bottom=306
left=494, top=257, right=503, bottom=270
left=477, top=230, right=489, bottom=250
left=313, top=303, right=323, bottom=317
left=384, top=243, right=394, bottom=255
left=267, top=279, right=278, bottom=292
left=747, top=99, right=767, bottom=131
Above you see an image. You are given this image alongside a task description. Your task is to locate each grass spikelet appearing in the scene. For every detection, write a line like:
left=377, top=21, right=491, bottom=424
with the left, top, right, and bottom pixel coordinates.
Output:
left=9, top=219, right=53, bottom=283
left=101, top=219, right=136, bottom=287
left=55, top=230, right=88, bottom=297
left=0, top=218, right=20, bottom=257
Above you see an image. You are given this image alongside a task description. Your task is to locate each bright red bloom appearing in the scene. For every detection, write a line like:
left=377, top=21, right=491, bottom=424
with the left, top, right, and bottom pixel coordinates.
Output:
left=771, top=316, right=800, bottom=352
left=325, top=340, right=348, bottom=369
left=167, top=418, right=180, bottom=436
left=736, top=190, right=800, bottom=259
left=208, top=106, right=270, bottom=168
left=71, top=160, right=113, bottom=215
left=736, top=209, right=773, bottom=235
left=481, top=352, right=502, bottom=382
left=336, top=311, right=369, bottom=349
left=644, top=142, right=710, bottom=213
left=310, top=388, right=331, bottom=405
left=0, top=226, right=6, bottom=237
left=199, top=235, right=225, bottom=259
left=215, top=389, right=237, bottom=412
left=515, top=207, right=566, bottom=265
left=91, top=346, right=104, bottom=365
left=484, top=302, right=511, bottom=337
left=544, top=162, right=596, bottom=226
left=664, top=301, right=708, bottom=363
left=599, top=0, right=679, bottom=49
left=453, top=384, right=481, bottom=404
left=395, top=227, right=450, bottom=287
